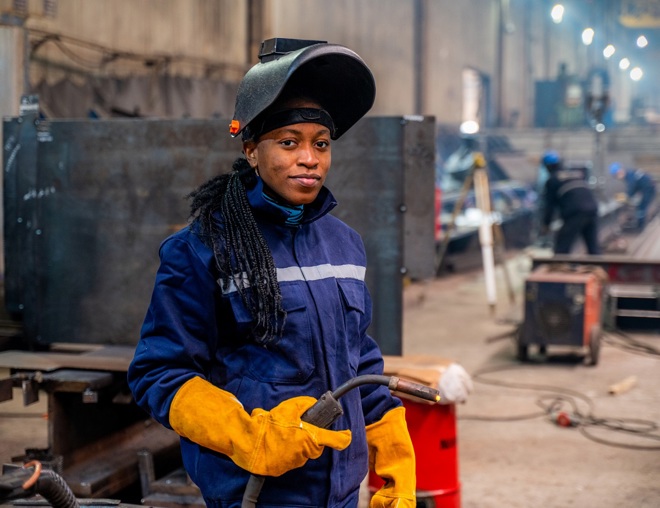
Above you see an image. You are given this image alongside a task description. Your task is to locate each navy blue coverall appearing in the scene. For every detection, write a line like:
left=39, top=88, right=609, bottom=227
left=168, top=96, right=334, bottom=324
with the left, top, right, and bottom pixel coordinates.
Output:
left=128, top=176, right=401, bottom=507
left=623, top=169, right=656, bottom=229
left=543, top=167, right=601, bottom=255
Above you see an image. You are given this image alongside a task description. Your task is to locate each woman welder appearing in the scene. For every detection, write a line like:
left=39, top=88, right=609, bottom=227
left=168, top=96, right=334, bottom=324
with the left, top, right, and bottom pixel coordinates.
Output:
left=127, top=39, right=416, bottom=508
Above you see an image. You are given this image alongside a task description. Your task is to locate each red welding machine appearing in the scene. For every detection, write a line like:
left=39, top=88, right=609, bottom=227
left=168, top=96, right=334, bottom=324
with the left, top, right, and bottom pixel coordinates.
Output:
left=517, top=264, right=607, bottom=365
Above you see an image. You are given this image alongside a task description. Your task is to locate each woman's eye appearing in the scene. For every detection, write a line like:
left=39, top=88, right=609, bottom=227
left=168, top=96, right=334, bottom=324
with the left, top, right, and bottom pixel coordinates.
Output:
left=280, top=140, right=295, bottom=147
left=316, top=141, right=330, bottom=149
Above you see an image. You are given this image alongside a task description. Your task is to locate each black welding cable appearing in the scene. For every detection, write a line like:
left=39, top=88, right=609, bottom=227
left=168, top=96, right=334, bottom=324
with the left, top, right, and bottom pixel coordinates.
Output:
left=458, top=410, right=547, bottom=423
left=602, top=330, right=660, bottom=358
left=535, top=393, right=581, bottom=416
left=536, top=395, right=660, bottom=450
left=473, top=363, right=595, bottom=411
left=459, top=363, right=660, bottom=450
left=0, top=461, right=79, bottom=508
left=578, top=419, right=660, bottom=451
left=32, top=469, right=79, bottom=508
left=459, top=363, right=595, bottom=423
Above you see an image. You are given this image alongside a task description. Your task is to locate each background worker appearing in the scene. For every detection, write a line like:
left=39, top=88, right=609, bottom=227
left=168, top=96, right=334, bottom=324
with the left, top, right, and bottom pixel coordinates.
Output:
left=540, top=150, right=601, bottom=255
left=609, top=162, right=657, bottom=231
left=127, top=39, right=416, bottom=508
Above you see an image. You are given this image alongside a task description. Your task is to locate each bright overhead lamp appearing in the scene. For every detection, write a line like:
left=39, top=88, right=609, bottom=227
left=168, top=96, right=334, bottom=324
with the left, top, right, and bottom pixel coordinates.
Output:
left=619, top=57, right=630, bottom=70
left=636, top=35, right=648, bottom=48
left=603, top=44, right=616, bottom=59
left=551, top=4, right=564, bottom=24
left=582, top=28, right=594, bottom=45
left=630, top=67, right=643, bottom=81
left=460, top=120, right=480, bottom=135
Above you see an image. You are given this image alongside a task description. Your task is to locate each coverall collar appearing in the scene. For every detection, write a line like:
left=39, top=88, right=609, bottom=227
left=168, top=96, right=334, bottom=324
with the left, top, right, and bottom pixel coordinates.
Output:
left=246, top=175, right=337, bottom=225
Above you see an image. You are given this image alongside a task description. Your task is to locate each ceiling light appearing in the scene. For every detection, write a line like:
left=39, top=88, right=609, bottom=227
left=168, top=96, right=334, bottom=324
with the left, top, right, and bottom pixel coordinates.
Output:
left=460, top=120, right=480, bottom=135
left=551, top=4, right=564, bottom=24
left=582, top=28, right=594, bottom=45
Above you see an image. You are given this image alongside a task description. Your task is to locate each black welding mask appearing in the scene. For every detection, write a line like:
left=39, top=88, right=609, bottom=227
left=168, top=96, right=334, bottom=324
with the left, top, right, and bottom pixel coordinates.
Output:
left=230, top=38, right=376, bottom=140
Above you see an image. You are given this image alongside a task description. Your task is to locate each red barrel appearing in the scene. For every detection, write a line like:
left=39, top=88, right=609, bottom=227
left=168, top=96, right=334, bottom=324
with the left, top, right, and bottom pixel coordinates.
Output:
left=369, top=399, right=460, bottom=507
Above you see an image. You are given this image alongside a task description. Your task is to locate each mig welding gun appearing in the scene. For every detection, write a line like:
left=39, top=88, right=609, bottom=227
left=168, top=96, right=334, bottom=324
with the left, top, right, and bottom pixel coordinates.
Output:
left=241, top=374, right=441, bottom=508
left=169, top=374, right=440, bottom=508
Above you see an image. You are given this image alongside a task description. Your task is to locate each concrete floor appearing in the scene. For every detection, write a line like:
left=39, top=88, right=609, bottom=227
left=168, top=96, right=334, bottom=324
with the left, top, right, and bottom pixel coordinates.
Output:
left=1, top=248, right=660, bottom=508
left=401, top=251, right=660, bottom=508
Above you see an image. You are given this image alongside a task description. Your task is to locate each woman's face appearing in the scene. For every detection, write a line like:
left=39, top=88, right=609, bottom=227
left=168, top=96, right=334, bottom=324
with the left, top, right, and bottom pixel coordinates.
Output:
left=243, top=106, right=332, bottom=206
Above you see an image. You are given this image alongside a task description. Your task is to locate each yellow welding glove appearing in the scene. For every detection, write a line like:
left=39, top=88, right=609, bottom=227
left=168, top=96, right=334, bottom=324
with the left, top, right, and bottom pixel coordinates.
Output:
left=366, top=406, right=416, bottom=508
left=169, top=376, right=352, bottom=477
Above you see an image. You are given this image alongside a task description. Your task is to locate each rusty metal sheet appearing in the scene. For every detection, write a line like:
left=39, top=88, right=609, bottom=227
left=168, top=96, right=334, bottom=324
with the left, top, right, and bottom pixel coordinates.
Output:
left=38, top=369, right=115, bottom=393
left=62, top=419, right=180, bottom=498
left=0, top=346, right=134, bottom=372
left=3, top=101, right=39, bottom=320
left=3, top=110, right=436, bottom=355
left=331, top=115, right=436, bottom=354
left=330, top=117, right=405, bottom=355
left=401, top=116, right=436, bottom=281
left=3, top=111, right=240, bottom=346
left=0, top=378, right=12, bottom=402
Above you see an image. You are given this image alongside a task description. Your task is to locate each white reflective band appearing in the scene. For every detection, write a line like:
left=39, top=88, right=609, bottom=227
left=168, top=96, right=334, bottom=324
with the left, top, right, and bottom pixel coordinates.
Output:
left=219, top=263, right=365, bottom=294
left=277, top=263, right=365, bottom=282
left=218, top=272, right=249, bottom=294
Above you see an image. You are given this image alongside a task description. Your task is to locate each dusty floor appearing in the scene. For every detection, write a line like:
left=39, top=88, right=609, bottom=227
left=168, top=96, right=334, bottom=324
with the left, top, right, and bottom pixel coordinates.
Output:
left=1, top=249, right=660, bottom=508
left=401, top=251, right=660, bottom=508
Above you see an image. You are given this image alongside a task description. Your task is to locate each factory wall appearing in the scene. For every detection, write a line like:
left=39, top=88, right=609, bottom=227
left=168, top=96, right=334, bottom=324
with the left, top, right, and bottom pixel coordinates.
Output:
left=0, top=0, right=594, bottom=127
left=265, top=0, right=604, bottom=127
left=1, top=0, right=248, bottom=81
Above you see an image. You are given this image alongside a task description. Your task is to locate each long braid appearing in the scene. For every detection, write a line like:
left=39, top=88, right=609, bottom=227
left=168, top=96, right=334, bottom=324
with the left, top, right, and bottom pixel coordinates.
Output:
left=188, top=158, right=286, bottom=344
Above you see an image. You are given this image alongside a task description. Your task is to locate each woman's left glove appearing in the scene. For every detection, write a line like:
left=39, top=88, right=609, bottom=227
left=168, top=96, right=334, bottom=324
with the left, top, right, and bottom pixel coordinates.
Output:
left=366, top=406, right=416, bottom=508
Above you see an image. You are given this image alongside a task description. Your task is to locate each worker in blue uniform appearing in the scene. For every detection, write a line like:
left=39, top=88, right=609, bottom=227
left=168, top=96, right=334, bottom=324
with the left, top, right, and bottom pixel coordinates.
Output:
left=127, top=39, right=416, bottom=508
left=540, top=150, right=601, bottom=255
left=610, top=162, right=657, bottom=230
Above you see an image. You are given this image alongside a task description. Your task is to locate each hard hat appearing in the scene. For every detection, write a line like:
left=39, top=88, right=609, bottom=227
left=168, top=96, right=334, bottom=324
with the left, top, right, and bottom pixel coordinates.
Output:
left=609, top=162, right=622, bottom=176
left=230, top=38, right=376, bottom=140
left=541, top=150, right=561, bottom=166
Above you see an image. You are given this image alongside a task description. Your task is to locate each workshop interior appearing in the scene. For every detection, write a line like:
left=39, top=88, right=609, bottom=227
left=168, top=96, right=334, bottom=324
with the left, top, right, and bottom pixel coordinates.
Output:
left=1, top=2, right=660, bottom=508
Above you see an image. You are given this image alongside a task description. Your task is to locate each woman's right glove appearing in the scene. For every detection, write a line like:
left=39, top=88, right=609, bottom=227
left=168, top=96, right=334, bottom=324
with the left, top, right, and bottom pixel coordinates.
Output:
left=169, top=376, right=352, bottom=477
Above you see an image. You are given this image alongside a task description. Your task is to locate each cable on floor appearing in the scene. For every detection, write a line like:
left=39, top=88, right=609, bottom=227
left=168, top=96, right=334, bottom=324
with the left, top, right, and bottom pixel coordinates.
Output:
left=602, top=329, right=660, bottom=358
left=459, top=363, right=660, bottom=451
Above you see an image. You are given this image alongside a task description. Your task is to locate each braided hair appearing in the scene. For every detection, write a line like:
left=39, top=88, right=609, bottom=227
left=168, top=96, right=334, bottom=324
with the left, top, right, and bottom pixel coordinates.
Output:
left=188, top=157, right=286, bottom=345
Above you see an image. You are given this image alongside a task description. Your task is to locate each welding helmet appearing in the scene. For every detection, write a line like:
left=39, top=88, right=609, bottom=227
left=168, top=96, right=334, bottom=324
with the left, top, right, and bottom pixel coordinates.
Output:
left=609, top=162, right=622, bottom=176
left=541, top=150, right=561, bottom=167
left=230, top=38, right=376, bottom=140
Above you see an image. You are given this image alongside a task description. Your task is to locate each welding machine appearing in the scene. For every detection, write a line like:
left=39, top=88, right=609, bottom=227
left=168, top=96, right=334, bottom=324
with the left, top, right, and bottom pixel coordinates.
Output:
left=517, top=264, right=606, bottom=365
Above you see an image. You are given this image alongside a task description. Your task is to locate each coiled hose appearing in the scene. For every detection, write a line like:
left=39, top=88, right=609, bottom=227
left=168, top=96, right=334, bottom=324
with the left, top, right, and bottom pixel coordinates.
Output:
left=0, top=460, right=79, bottom=508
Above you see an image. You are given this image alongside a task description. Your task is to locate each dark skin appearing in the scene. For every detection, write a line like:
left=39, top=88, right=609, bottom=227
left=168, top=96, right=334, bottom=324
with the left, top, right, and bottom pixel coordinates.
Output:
left=243, top=100, right=332, bottom=206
